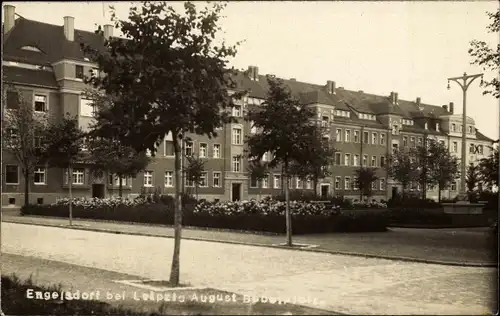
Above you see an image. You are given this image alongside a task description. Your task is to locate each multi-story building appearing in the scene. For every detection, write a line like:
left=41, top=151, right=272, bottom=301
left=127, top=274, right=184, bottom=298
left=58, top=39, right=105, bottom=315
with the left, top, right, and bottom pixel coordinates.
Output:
left=1, top=5, right=494, bottom=206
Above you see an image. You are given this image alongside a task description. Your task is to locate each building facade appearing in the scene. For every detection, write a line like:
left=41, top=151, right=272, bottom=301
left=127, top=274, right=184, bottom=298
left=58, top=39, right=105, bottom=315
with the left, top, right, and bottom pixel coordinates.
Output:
left=1, top=5, right=494, bottom=206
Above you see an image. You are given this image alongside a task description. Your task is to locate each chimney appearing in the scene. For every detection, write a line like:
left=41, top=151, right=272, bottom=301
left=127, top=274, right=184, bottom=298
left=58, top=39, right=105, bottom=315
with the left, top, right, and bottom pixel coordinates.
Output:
left=449, top=102, right=454, bottom=114
left=326, top=80, right=336, bottom=94
left=3, top=5, right=15, bottom=33
left=416, top=97, right=421, bottom=106
left=63, top=16, right=75, bottom=41
left=394, top=92, right=398, bottom=105
left=290, top=78, right=296, bottom=81
left=442, top=104, right=448, bottom=112
left=103, top=24, right=113, bottom=40
left=253, top=66, right=259, bottom=81
left=390, top=92, right=397, bottom=105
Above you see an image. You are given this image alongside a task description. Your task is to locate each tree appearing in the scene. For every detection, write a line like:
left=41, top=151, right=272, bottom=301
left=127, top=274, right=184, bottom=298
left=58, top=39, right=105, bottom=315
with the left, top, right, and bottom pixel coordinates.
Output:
left=246, top=75, right=324, bottom=246
left=1, top=87, right=48, bottom=206
left=479, top=146, right=499, bottom=190
left=386, top=147, right=419, bottom=200
left=80, top=2, right=243, bottom=286
left=469, top=8, right=499, bottom=98
left=41, top=115, right=86, bottom=225
left=289, top=128, right=336, bottom=197
left=354, top=167, right=378, bottom=201
left=466, top=163, right=481, bottom=194
left=184, top=154, right=206, bottom=200
left=247, top=160, right=269, bottom=200
left=85, top=90, right=151, bottom=198
left=430, top=144, right=460, bottom=202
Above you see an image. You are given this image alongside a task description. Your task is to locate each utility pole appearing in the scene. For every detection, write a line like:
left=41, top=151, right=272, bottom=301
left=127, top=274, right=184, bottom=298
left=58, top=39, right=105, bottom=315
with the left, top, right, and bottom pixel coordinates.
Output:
left=359, top=126, right=364, bottom=201
left=447, top=72, right=483, bottom=196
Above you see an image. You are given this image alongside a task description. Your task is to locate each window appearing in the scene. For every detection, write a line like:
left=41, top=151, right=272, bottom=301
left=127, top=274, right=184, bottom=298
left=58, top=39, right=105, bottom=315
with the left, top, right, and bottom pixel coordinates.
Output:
left=232, top=156, right=241, bottom=172
left=353, top=154, right=360, bottom=166
left=5, top=165, right=19, bottom=184
left=262, top=177, right=269, bottom=189
left=250, top=121, right=258, bottom=134
left=34, top=167, right=46, bottom=185
left=288, top=177, right=293, bottom=189
left=354, top=131, right=360, bottom=143
left=380, top=156, right=386, bottom=168
left=186, top=176, right=195, bottom=187
left=380, top=133, right=386, bottom=145
left=113, top=176, right=129, bottom=187
left=362, top=155, right=368, bottom=167
left=185, top=141, right=193, bottom=156
left=143, top=171, right=153, bottom=187
left=199, top=143, right=207, bottom=158
left=380, top=178, right=385, bottom=191
left=469, top=143, right=475, bottom=154
left=232, top=104, right=242, bottom=117
left=335, top=152, right=342, bottom=165
left=451, top=123, right=456, bottom=132
left=213, top=172, right=221, bottom=187
left=250, top=175, right=258, bottom=188
left=363, top=131, right=369, bottom=144
left=371, top=181, right=377, bottom=190
left=468, top=126, right=473, bottom=134
left=273, top=175, right=281, bottom=189
left=306, top=179, right=312, bottom=189
left=451, top=181, right=457, bottom=191
left=79, top=98, right=94, bottom=116
left=344, top=177, right=351, bottom=190
left=478, top=145, right=484, bottom=155
left=164, top=171, right=173, bottom=187
left=321, top=116, right=329, bottom=127
left=403, top=136, right=408, bottom=147
left=452, top=141, right=458, bottom=153
left=371, top=156, right=377, bottom=167
left=213, top=144, right=221, bottom=158
left=392, top=125, right=399, bottom=135
left=34, top=95, right=47, bottom=112
left=65, top=168, right=85, bottom=185
left=335, top=128, right=342, bottom=142
left=344, top=130, right=351, bottom=142
left=372, top=132, right=378, bottom=144
left=75, top=65, right=84, bottom=79
left=335, top=176, right=341, bottom=190
left=418, top=138, right=423, bottom=146
left=410, top=137, right=416, bottom=147
left=232, top=128, right=242, bottom=145
left=296, top=178, right=302, bottom=189
left=344, top=153, right=351, bottom=166
left=436, top=123, right=440, bottom=132
left=424, top=122, right=428, bottom=130
left=164, top=140, right=174, bottom=157
left=200, top=172, right=208, bottom=187
left=392, top=143, right=399, bottom=154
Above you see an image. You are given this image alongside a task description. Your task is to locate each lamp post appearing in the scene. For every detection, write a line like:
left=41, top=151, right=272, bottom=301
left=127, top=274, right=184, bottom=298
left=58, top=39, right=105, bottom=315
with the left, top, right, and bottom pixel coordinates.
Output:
left=447, top=72, right=483, bottom=195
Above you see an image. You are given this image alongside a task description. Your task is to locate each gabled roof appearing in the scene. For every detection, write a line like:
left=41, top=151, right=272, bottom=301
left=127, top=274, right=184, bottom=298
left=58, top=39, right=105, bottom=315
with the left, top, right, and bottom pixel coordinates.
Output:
left=476, top=129, right=494, bottom=142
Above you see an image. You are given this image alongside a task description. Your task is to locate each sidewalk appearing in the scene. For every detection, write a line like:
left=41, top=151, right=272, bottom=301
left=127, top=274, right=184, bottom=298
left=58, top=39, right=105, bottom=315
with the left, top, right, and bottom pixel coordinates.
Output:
left=2, top=213, right=497, bottom=267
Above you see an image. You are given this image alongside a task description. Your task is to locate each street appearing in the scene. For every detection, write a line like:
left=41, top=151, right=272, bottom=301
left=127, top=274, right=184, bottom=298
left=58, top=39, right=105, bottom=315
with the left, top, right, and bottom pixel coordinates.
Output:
left=1, top=222, right=497, bottom=315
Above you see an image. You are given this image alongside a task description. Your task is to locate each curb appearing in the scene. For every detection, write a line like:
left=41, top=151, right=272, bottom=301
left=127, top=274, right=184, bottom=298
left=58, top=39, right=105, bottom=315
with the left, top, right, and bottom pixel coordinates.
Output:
left=4, top=219, right=497, bottom=268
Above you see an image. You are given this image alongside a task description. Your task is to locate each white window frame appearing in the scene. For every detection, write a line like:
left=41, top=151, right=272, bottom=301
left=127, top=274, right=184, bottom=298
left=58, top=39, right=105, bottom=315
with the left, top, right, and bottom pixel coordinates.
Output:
left=199, top=143, right=207, bottom=158
left=250, top=175, right=258, bottom=188
left=451, top=123, right=456, bottom=132
left=335, top=128, right=342, bottom=142
left=34, top=167, right=46, bottom=185
left=363, top=154, right=368, bottom=167
left=335, top=176, right=341, bottom=190
left=113, top=175, right=128, bottom=187
left=345, top=129, right=351, bottom=143
left=75, top=65, right=84, bottom=79
left=232, top=127, right=242, bottom=145
left=468, top=126, right=473, bottom=134
left=185, top=141, right=193, bottom=156
left=403, top=136, right=408, bottom=147
left=380, top=133, right=386, bottom=145
left=213, top=172, right=221, bottom=187
left=354, top=154, right=360, bottom=166
left=143, top=171, right=153, bottom=187
left=200, top=172, right=208, bottom=187
left=380, top=156, right=386, bottom=168
left=451, top=181, right=457, bottom=191
left=262, top=177, right=269, bottom=189
left=296, top=178, right=302, bottom=189
left=410, top=137, right=416, bottom=147
left=232, top=104, right=242, bottom=117
left=164, top=171, right=173, bottom=187
left=354, top=130, right=360, bottom=143
left=371, top=155, right=377, bottom=167
left=344, top=177, right=351, bottom=190
left=79, top=98, right=95, bottom=117
left=5, top=165, right=19, bottom=185
left=232, top=156, right=241, bottom=172
left=306, top=179, right=312, bottom=189
left=34, top=94, right=48, bottom=112
left=344, top=153, right=351, bottom=166
left=335, top=152, right=342, bottom=165
left=380, top=178, right=385, bottom=191
left=371, top=181, right=377, bottom=190
left=213, top=144, right=221, bottom=158
left=65, top=168, right=85, bottom=185
left=452, top=142, right=458, bottom=153
left=372, top=132, right=378, bottom=144
left=273, top=175, right=281, bottom=189
left=436, top=123, right=440, bottom=131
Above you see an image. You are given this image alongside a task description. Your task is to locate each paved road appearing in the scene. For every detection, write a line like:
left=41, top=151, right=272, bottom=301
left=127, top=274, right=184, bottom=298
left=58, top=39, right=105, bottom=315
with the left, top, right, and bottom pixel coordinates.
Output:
left=3, top=214, right=497, bottom=266
left=1, top=222, right=497, bottom=315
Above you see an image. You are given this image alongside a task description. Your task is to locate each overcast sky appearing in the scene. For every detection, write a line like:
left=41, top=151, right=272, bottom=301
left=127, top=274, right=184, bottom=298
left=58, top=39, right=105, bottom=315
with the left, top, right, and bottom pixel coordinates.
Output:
left=4, top=1, right=499, bottom=140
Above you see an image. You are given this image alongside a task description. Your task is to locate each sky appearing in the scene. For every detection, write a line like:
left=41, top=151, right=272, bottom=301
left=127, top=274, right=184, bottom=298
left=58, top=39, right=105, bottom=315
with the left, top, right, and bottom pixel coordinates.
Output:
left=4, top=1, right=500, bottom=140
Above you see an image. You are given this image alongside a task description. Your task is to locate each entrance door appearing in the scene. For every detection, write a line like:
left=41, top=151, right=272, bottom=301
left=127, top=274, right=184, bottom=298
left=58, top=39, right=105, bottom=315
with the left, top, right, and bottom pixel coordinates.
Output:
left=92, top=184, right=105, bottom=198
left=320, top=184, right=330, bottom=199
left=391, top=186, right=398, bottom=199
left=232, top=183, right=241, bottom=201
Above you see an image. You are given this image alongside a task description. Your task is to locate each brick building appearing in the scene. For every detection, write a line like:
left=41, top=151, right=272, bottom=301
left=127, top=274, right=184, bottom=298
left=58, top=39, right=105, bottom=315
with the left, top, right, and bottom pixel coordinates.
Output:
left=1, top=5, right=494, bottom=205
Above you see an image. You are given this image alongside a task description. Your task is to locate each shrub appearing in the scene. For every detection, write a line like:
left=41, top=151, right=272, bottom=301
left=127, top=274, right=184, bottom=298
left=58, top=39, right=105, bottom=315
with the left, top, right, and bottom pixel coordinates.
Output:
left=272, top=190, right=322, bottom=202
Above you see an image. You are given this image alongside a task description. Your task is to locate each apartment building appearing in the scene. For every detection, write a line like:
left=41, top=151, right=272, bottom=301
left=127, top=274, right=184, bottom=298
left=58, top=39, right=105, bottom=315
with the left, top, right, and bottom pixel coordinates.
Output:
left=1, top=5, right=494, bottom=205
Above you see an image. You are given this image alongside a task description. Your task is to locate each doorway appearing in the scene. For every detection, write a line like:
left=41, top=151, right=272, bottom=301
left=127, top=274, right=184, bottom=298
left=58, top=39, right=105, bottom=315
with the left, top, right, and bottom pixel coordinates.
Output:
left=320, top=184, right=330, bottom=199
left=391, top=186, right=398, bottom=199
left=92, top=183, right=105, bottom=198
left=232, top=183, right=241, bottom=201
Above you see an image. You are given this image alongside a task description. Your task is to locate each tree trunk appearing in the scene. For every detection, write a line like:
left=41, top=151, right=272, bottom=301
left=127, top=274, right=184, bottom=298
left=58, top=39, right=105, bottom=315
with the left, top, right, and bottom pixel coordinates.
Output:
left=68, top=165, right=73, bottom=226
left=438, top=184, right=442, bottom=203
left=195, top=183, right=199, bottom=201
left=24, top=171, right=30, bottom=206
left=284, top=160, right=292, bottom=247
left=118, top=174, right=123, bottom=198
left=313, top=179, right=318, bottom=198
left=169, top=133, right=183, bottom=286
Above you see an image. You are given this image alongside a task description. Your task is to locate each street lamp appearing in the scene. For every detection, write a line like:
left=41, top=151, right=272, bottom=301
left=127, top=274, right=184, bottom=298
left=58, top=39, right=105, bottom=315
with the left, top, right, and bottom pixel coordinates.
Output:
left=447, top=72, right=483, bottom=196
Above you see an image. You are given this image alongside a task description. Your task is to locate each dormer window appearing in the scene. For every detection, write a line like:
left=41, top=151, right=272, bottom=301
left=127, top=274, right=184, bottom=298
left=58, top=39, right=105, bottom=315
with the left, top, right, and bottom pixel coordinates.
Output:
left=402, top=119, right=413, bottom=126
left=468, top=126, right=473, bottom=134
left=451, top=123, right=456, bottom=132
left=21, top=45, right=42, bottom=52
left=424, top=122, right=428, bottom=130
left=436, top=123, right=440, bottom=132
left=335, top=110, right=350, bottom=118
